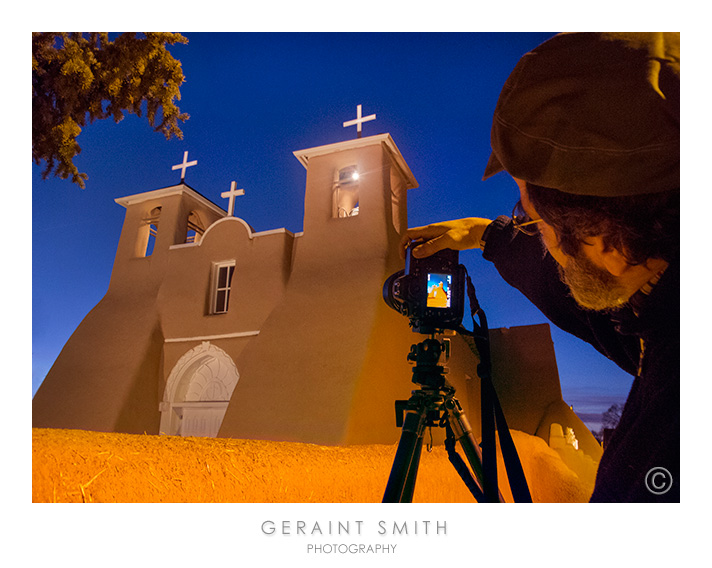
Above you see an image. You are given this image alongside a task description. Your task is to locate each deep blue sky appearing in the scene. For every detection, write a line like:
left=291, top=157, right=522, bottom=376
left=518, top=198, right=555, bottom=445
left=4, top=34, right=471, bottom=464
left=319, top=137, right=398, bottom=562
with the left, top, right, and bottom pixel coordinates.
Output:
left=32, top=32, right=636, bottom=430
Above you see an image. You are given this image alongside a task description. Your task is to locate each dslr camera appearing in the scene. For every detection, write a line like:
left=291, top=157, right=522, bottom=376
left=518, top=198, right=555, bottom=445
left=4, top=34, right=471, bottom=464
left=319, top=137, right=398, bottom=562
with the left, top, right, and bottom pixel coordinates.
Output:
left=383, top=245, right=466, bottom=334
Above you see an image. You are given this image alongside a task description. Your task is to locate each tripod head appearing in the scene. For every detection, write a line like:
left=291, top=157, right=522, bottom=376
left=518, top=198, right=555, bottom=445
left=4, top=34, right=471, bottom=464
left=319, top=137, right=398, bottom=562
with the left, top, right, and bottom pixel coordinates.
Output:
left=392, top=335, right=455, bottom=430
left=407, top=335, right=452, bottom=391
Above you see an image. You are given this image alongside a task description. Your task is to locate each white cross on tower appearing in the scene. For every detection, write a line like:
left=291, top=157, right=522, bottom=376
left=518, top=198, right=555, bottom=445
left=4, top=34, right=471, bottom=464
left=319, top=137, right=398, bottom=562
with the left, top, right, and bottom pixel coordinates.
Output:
left=343, top=104, right=376, bottom=138
left=221, top=181, right=245, bottom=217
left=172, top=151, right=198, bottom=181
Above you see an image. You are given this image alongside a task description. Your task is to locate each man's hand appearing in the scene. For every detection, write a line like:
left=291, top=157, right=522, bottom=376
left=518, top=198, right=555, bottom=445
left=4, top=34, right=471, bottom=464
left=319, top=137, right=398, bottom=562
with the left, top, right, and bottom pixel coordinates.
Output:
left=399, top=217, right=493, bottom=259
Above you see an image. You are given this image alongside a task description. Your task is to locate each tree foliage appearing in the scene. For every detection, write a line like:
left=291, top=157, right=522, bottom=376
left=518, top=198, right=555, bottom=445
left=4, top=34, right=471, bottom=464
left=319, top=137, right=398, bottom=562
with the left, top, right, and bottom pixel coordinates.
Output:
left=32, top=32, right=189, bottom=188
left=602, top=403, right=623, bottom=430
left=591, top=403, right=624, bottom=444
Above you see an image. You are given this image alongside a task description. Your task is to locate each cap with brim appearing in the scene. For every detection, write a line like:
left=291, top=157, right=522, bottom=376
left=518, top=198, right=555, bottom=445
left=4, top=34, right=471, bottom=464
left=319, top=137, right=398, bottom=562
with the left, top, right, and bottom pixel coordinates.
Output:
left=482, top=32, right=680, bottom=197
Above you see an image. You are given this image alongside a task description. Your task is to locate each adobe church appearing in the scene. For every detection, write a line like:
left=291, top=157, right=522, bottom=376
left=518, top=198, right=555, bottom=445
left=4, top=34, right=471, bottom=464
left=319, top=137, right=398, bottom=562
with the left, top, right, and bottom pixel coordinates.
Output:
left=32, top=111, right=601, bottom=460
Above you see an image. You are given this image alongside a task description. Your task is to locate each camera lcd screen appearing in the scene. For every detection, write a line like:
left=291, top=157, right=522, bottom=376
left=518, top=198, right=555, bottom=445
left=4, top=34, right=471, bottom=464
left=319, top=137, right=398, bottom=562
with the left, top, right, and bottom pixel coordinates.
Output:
left=427, top=273, right=452, bottom=309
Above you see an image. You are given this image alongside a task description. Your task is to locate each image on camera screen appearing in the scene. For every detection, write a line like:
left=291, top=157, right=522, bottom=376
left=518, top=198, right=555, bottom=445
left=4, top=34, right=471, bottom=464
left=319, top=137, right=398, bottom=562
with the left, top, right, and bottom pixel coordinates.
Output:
left=427, top=273, right=452, bottom=309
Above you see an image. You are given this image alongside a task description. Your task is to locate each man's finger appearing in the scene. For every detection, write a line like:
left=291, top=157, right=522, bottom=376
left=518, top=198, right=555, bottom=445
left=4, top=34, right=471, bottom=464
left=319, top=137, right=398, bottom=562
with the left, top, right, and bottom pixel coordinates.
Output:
left=411, top=233, right=453, bottom=258
left=399, top=224, right=449, bottom=258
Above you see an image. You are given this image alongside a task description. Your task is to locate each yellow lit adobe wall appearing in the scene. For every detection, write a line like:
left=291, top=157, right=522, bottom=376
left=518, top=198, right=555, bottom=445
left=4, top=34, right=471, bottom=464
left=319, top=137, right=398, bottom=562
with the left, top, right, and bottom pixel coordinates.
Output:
left=32, top=428, right=595, bottom=503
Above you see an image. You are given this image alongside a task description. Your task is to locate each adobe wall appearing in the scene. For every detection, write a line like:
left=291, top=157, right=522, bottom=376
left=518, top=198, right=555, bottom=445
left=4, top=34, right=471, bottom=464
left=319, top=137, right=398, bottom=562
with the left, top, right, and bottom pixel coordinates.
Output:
left=31, top=294, right=164, bottom=434
left=489, top=324, right=602, bottom=459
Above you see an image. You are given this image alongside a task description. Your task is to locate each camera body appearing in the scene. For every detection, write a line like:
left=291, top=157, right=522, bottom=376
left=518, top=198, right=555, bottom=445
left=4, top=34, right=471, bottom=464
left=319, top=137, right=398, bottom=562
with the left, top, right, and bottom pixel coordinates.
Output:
left=383, top=246, right=466, bottom=334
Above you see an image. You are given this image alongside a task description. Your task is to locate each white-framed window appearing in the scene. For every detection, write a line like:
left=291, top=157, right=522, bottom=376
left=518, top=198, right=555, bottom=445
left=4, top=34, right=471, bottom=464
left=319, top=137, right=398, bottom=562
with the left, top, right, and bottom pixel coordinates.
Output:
left=211, top=261, right=235, bottom=314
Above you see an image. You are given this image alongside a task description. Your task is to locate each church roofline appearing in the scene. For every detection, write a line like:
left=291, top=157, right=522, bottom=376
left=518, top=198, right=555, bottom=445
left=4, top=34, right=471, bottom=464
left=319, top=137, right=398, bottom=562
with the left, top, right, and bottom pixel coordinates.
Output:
left=292, top=133, right=419, bottom=190
left=169, top=217, right=297, bottom=251
left=114, top=183, right=226, bottom=217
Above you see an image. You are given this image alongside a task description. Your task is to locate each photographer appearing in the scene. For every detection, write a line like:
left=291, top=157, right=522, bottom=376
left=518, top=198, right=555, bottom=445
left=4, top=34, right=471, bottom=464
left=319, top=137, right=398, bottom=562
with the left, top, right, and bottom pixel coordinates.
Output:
left=401, top=33, right=679, bottom=502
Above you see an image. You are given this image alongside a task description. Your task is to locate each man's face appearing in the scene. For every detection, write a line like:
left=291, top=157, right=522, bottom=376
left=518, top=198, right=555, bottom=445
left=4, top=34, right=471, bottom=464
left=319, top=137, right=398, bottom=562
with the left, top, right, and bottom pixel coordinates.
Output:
left=555, top=249, right=631, bottom=311
left=514, top=178, right=630, bottom=311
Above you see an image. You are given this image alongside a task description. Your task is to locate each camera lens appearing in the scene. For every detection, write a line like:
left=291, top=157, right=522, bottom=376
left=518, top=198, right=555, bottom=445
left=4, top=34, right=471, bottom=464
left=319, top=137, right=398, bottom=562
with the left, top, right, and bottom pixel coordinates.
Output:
left=382, top=269, right=406, bottom=313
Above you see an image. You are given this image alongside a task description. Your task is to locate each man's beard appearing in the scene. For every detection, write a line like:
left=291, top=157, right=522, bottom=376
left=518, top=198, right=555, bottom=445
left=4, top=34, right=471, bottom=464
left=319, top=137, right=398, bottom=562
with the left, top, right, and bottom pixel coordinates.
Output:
left=557, top=252, right=630, bottom=311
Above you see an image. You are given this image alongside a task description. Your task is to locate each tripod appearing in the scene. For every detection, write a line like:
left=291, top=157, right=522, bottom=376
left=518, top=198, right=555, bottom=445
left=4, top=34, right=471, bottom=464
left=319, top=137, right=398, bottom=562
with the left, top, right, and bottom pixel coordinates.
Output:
left=382, top=335, right=503, bottom=503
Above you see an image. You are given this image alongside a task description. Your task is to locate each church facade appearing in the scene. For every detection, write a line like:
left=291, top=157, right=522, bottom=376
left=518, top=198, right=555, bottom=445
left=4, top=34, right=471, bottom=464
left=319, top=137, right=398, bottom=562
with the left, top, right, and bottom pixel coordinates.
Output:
left=32, top=130, right=600, bottom=459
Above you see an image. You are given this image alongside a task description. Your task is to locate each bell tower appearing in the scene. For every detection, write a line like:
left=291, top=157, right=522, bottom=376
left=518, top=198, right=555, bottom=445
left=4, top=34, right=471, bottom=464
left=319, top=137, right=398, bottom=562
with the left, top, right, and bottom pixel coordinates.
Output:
left=293, top=133, right=415, bottom=266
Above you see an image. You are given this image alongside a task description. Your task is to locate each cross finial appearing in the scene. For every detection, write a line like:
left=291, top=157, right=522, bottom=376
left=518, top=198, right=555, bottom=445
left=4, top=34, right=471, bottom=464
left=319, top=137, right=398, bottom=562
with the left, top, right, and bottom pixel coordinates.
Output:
left=343, top=104, right=376, bottom=138
left=221, top=181, right=245, bottom=217
left=172, top=151, right=198, bottom=181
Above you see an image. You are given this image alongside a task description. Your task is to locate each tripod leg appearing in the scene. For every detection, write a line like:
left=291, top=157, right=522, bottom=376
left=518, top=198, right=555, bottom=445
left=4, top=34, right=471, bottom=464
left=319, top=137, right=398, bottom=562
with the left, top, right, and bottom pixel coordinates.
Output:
left=383, top=407, right=428, bottom=503
left=446, top=398, right=504, bottom=503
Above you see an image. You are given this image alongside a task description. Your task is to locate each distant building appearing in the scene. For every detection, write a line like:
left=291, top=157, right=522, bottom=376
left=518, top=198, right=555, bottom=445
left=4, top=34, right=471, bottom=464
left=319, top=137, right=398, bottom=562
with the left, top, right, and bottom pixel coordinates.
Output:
left=32, top=131, right=601, bottom=460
